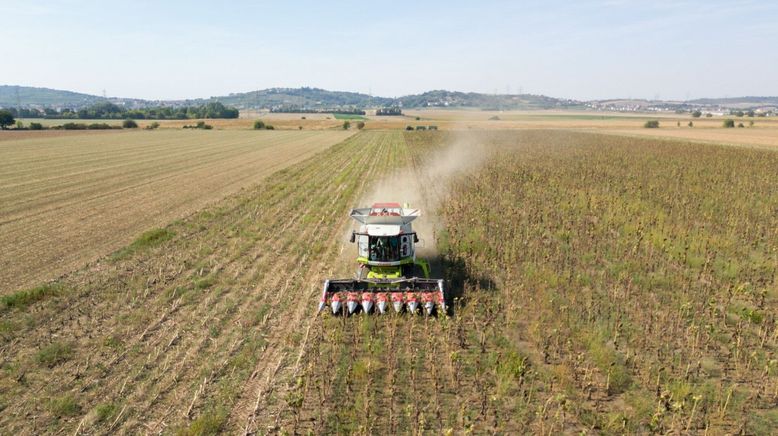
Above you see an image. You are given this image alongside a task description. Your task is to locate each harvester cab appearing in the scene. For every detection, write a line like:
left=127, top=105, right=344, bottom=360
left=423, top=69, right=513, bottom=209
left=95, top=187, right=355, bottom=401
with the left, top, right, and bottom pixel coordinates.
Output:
left=319, top=203, right=447, bottom=316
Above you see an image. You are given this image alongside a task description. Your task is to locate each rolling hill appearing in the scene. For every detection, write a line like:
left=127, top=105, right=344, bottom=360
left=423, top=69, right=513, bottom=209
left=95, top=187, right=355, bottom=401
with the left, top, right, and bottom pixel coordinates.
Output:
left=0, top=85, right=578, bottom=111
left=0, top=85, right=105, bottom=108
left=2, top=84, right=775, bottom=111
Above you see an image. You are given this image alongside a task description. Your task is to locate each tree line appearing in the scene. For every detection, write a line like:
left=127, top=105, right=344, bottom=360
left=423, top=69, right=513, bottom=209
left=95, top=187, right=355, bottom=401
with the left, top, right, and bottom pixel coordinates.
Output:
left=375, top=107, right=403, bottom=116
left=2, top=101, right=239, bottom=120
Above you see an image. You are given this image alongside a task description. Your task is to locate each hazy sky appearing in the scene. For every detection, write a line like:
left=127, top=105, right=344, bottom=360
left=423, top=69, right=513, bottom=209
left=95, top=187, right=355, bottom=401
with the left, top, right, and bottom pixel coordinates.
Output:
left=2, top=0, right=776, bottom=100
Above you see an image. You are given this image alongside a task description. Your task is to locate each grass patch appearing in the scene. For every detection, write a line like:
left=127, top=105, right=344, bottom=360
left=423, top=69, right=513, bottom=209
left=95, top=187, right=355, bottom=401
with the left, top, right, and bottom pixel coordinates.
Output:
left=1, top=283, right=61, bottom=311
left=93, top=402, right=117, bottom=423
left=0, top=320, right=15, bottom=337
left=194, top=275, right=216, bottom=290
left=750, top=409, right=778, bottom=435
left=48, top=395, right=81, bottom=418
left=112, top=228, right=175, bottom=260
left=103, top=335, right=123, bottom=350
left=36, top=342, right=73, bottom=367
left=177, top=407, right=227, bottom=436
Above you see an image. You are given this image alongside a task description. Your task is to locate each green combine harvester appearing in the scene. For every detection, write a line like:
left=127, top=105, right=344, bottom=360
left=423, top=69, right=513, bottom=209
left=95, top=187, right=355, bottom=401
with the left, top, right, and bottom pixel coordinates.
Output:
left=318, top=202, right=447, bottom=315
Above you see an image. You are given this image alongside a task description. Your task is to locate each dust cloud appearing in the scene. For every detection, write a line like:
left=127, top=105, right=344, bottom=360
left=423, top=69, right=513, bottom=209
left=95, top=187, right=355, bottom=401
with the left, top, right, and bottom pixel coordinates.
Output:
left=357, top=131, right=492, bottom=256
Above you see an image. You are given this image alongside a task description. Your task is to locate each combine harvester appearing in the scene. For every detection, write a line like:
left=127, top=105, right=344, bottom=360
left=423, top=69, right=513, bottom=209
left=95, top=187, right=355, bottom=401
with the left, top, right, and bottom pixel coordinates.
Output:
left=319, top=203, right=447, bottom=316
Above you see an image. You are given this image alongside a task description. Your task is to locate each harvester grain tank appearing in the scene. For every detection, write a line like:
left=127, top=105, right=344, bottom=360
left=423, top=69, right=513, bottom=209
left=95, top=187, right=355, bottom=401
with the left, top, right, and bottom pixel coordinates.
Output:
left=319, top=203, right=447, bottom=315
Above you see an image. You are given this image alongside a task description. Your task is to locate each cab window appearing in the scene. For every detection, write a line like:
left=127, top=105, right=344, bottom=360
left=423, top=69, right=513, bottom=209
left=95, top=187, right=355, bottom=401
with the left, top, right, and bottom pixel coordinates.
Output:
left=369, top=236, right=400, bottom=261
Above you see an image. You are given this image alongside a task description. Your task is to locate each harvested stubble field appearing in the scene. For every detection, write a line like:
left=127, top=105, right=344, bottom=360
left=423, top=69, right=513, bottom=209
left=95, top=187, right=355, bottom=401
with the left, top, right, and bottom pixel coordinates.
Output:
left=394, top=110, right=778, bottom=149
left=0, top=129, right=353, bottom=292
left=0, top=130, right=776, bottom=434
left=601, top=127, right=778, bottom=150
left=0, top=129, right=122, bottom=143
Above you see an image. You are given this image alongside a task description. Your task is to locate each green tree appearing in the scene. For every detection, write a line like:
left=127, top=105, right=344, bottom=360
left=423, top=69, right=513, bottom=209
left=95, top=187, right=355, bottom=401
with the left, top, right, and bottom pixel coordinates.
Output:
left=356, top=121, right=365, bottom=130
left=0, top=109, right=15, bottom=129
left=342, top=121, right=351, bottom=130
left=122, top=119, right=138, bottom=128
left=688, top=121, right=694, bottom=127
left=644, top=120, right=660, bottom=128
left=253, top=120, right=265, bottom=129
left=722, top=119, right=735, bottom=128
left=692, top=110, right=702, bottom=118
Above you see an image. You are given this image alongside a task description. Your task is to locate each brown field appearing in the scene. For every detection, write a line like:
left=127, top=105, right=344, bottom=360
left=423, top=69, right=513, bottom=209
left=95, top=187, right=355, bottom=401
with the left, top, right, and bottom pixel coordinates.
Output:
left=0, top=129, right=122, bottom=142
left=0, top=130, right=775, bottom=434
left=17, top=109, right=778, bottom=149
left=0, top=131, right=401, bottom=434
left=0, top=129, right=353, bottom=292
left=602, top=127, right=778, bottom=149
left=369, top=110, right=778, bottom=148
left=17, top=115, right=348, bottom=131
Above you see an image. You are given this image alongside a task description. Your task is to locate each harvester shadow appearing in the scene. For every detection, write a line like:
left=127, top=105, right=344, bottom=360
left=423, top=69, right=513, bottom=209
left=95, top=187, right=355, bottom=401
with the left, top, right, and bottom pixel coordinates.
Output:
left=428, top=254, right=496, bottom=317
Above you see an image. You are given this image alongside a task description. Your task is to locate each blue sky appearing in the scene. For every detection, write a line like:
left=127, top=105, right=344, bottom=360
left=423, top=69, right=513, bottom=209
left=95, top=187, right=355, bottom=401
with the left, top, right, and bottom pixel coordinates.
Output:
left=2, top=0, right=776, bottom=100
